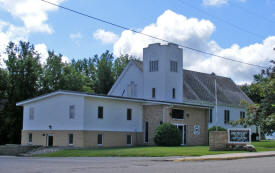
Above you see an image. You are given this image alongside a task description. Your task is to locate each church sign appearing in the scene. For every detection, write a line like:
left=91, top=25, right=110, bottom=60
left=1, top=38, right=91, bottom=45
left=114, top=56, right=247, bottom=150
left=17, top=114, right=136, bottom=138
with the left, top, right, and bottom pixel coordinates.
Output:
left=228, top=128, right=251, bottom=144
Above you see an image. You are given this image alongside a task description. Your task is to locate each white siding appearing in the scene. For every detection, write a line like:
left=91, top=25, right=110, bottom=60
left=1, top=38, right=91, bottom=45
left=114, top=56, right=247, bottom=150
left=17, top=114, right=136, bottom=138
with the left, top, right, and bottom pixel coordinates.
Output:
left=208, top=106, right=257, bottom=133
left=84, top=97, right=143, bottom=132
left=23, top=94, right=84, bottom=130
left=108, top=61, right=144, bottom=98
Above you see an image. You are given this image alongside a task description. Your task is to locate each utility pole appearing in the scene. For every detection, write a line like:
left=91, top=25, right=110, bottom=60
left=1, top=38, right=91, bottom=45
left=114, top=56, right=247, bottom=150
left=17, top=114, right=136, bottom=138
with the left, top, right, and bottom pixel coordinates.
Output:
left=215, top=77, right=218, bottom=131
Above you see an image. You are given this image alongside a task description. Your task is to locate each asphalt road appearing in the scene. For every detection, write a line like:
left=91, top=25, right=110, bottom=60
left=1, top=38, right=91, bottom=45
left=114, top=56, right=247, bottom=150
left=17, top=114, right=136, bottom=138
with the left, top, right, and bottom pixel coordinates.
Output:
left=1, top=156, right=275, bottom=173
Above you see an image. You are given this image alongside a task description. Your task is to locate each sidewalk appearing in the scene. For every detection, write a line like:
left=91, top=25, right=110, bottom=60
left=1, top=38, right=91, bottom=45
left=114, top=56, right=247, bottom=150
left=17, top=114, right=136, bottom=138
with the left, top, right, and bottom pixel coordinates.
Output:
left=174, top=151, right=275, bottom=162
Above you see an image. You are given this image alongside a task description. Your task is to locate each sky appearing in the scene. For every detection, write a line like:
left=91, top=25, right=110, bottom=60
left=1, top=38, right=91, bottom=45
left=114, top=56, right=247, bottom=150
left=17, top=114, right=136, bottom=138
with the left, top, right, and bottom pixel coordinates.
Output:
left=0, top=0, right=274, bottom=84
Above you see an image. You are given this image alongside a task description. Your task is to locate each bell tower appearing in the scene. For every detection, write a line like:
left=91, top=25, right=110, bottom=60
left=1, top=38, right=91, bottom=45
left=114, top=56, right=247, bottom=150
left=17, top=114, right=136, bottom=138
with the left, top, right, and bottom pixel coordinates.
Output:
left=143, top=43, right=183, bottom=102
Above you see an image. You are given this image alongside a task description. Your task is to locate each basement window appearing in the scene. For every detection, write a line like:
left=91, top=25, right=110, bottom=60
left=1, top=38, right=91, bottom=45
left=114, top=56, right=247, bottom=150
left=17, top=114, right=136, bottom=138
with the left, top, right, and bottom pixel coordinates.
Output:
left=68, top=134, right=73, bottom=145
left=171, top=109, right=184, bottom=119
left=28, top=133, right=32, bottom=144
left=97, top=134, right=103, bottom=145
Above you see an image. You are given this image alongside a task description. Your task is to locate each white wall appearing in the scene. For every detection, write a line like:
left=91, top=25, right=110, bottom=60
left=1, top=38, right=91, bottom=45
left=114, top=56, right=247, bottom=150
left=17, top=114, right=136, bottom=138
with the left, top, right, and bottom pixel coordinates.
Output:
left=143, top=43, right=183, bottom=102
left=108, top=61, right=144, bottom=98
left=83, top=97, right=143, bottom=132
left=23, top=94, right=85, bottom=130
left=208, top=105, right=257, bottom=133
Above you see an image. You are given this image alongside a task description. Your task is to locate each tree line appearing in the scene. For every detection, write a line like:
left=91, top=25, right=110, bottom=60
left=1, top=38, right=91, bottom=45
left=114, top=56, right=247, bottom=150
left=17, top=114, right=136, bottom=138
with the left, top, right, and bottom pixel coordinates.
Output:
left=0, top=41, right=131, bottom=144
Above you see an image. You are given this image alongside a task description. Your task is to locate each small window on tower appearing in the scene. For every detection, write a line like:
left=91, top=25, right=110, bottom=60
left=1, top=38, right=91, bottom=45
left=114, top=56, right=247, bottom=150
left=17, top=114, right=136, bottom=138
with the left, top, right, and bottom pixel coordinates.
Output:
left=149, top=60, right=158, bottom=72
left=152, top=88, right=156, bottom=98
left=172, top=88, right=176, bottom=98
left=170, top=61, right=178, bottom=72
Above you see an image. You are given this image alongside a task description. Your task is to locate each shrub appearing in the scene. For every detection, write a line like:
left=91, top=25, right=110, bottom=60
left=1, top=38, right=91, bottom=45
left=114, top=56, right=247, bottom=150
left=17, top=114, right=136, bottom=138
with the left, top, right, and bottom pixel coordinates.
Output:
left=153, top=123, right=181, bottom=146
left=208, top=126, right=227, bottom=131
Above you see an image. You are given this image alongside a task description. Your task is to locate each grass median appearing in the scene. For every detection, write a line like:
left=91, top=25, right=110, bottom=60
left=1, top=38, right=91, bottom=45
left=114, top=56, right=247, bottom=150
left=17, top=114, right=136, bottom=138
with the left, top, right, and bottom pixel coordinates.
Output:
left=37, top=140, right=275, bottom=157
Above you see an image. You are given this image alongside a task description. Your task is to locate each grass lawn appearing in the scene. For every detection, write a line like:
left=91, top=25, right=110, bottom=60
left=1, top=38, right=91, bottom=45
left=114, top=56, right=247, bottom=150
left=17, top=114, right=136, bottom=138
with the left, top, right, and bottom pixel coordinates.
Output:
left=37, top=140, right=275, bottom=157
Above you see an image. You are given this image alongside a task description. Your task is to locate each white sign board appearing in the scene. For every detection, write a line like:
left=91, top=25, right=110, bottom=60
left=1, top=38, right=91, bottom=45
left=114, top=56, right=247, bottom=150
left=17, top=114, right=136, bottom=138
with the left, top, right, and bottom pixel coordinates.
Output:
left=228, top=128, right=251, bottom=144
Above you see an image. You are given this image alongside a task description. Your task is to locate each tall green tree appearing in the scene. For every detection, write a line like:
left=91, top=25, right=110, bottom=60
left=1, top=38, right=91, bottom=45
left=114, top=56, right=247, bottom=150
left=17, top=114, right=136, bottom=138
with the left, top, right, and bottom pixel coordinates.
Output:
left=239, top=61, right=275, bottom=135
left=0, top=41, right=42, bottom=144
left=113, top=54, right=130, bottom=80
left=94, top=51, right=114, bottom=94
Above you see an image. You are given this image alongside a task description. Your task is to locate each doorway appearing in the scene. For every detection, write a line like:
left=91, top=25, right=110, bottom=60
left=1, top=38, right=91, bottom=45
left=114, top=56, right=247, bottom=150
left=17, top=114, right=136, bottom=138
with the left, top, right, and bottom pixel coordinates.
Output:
left=47, top=135, right=53, bottom=146
left=174, top=124, right=186, bottom=145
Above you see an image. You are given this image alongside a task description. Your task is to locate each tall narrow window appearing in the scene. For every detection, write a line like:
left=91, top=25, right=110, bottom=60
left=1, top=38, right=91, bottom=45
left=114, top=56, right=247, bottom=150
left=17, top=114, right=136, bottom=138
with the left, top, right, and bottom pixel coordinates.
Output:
left=98, top=106, right=103, bottom=119
left=209, top=109, right=213, bottom=123
left=97, top=134, right=103, bottom=145
left=127, top=135, right=132, bottom=145
left=29, top=107, right=34, bottom=120
left=69, top=105, right=75, bottom=119
left=145, top=121, right=149, bottom=143
left=170, top=61, right=178, bottom=72
left=28, top=133, right=32, bottom=144
left=149, top=60, right=158, bottom=72
left=240, top=111, right=245, bottom=119
left=127, top=108, right=132, bottom=120
left=68, top=134, right=73, bottom=145
left=152, top=88, right=156, bottom=98
left=224, top=110, right=230, bottom=124
left=172, top=88, right=176, bottom=98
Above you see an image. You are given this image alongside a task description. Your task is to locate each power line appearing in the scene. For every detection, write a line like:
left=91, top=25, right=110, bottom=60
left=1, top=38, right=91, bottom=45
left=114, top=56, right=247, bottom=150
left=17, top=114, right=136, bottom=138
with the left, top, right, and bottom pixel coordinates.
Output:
left=40, top=0, right=268, bottom=69
left=176, top=0, right=265, bottom=39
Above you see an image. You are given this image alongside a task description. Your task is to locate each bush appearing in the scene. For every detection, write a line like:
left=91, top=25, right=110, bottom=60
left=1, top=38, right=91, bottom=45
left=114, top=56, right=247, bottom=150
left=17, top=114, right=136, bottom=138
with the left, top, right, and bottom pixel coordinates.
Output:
left=153, top=123, right=181, bottom=146
left=208, top=126, right=227, bottom=131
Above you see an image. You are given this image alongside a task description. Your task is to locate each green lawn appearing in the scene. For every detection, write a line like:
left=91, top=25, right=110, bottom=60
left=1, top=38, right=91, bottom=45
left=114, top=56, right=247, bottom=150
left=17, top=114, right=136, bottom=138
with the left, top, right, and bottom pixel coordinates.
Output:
left=38, top=140, right=275, bottom=157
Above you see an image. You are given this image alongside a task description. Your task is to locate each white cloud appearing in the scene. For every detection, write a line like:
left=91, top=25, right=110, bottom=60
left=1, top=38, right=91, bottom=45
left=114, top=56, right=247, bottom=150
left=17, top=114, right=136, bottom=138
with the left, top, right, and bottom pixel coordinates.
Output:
left=112, top=10, right=275, bottom=84
left=35, top=43, right=70, bottom=64
left=0, top=0, right=65, bottom=33
left=93, top=29, right=119, bottom=44
left=69, top=32, right=82, bottom=39
left=203, top=0, right=228, bottom=6
left=0, top=21, right=29, bottom=67
left=202, top=0, right=246, bottom=6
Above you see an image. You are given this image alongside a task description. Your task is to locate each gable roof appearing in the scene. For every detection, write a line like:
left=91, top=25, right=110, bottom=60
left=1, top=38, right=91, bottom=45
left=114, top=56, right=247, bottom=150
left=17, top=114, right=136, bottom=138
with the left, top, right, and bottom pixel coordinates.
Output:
left=133, top=60, right=253, bottom=106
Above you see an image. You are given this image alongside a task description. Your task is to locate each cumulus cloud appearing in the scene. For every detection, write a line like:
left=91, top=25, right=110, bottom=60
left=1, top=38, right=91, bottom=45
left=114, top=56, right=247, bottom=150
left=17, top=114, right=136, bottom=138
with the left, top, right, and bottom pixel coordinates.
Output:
left=93, top=29, right=119, bottom=44
left=0, top=0, right=65, bottom=33
left=112, top=10, right=274, bottom=84
left=35, top=43, right=70, bottom=65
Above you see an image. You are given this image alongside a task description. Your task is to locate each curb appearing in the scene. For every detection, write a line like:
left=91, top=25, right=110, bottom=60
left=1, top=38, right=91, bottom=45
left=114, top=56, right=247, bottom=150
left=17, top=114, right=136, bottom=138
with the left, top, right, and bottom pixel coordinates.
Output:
left=174, top=153, right=275, bottom=162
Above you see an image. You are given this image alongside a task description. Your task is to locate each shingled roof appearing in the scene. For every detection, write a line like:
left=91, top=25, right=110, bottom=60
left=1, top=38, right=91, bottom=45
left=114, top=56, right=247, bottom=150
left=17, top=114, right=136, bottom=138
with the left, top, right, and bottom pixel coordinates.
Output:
left=133, top=60, right=253, bottom=106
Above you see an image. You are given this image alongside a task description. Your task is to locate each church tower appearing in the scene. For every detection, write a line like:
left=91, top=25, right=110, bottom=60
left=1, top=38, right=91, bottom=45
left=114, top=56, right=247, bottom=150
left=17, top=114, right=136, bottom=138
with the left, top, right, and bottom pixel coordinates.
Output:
left=143, top=43, right=183, bottom=102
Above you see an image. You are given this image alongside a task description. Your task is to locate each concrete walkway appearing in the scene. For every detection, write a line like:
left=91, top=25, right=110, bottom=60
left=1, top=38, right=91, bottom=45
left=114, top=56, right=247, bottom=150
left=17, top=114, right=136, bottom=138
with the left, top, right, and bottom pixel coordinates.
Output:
left=174, top=151, right=275, bottom=162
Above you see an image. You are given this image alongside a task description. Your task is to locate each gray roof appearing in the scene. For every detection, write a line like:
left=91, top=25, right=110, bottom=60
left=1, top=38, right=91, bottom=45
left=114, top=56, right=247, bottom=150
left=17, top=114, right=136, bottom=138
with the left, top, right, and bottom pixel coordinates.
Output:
left=133, top=60, right=253, bottom=106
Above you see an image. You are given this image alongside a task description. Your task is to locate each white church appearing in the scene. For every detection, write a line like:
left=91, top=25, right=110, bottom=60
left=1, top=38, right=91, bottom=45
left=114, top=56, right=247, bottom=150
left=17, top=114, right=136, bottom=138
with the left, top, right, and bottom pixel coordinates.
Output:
left=17, top=43, right=255, bottom=147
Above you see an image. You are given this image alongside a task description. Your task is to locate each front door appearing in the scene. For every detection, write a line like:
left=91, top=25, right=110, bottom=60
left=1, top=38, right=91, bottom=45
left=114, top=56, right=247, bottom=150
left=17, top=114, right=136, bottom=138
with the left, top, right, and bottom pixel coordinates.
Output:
left=176, top=124, right=186, bottom=145
left=47, top=135, right=53, bottom=146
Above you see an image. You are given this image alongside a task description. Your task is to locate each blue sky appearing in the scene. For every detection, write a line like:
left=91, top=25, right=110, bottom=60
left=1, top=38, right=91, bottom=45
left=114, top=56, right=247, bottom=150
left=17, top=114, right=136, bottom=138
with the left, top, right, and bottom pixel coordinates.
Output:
left=0, top=0, right=274, bottom=84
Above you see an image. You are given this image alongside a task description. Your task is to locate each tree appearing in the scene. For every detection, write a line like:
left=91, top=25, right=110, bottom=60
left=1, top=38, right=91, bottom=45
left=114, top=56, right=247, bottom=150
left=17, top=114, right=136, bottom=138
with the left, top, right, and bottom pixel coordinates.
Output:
left=94, top=51, right=114, bottom=94
left=113, top=54, right=130, bottom=80
left=0, top=41, right=42, bottom=144
left=239, top=61, right=275, bottom=135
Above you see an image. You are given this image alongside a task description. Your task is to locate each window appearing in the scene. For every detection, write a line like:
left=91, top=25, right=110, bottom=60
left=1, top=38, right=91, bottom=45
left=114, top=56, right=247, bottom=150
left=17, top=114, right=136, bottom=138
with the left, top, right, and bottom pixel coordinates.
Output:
left=171, top=109, right=184, bottom=119
left=152, top=88, right=156, bottom=98
left=127, top=135, right=132, bottom=145
left=98, top=106, right=103, bottom=119
left=209, top=109, right=213, bottom=123
left=240, top=111, right=245, bottom=119
left=97, top=134, right=103, bottom=145
left=149, top=60, right=158, bottom=72
left=145, top=121, right=149, bottom=143
left=127, top=109, right=132, bottom=120
left=172, top=88, right=176, bottom=98
left=127, top=81, right=137, bottom=97
left=29, top=107, right=34, bottom=120
left=68, top=134, right=73, bottom=145
left=170, top=61, right=178, bottom=72
left=160, top=121, right=163, bottom=125
left=224, top=110, right=230, bottom=124
left=69, top=105, right=75, bottom=119
left=28, top=133, right=32, bottom=144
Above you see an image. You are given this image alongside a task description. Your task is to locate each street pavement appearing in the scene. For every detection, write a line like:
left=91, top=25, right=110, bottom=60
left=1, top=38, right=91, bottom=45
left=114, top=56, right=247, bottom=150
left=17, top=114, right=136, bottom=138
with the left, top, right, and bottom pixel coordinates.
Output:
left=1, top=156, right=275, bottom=173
